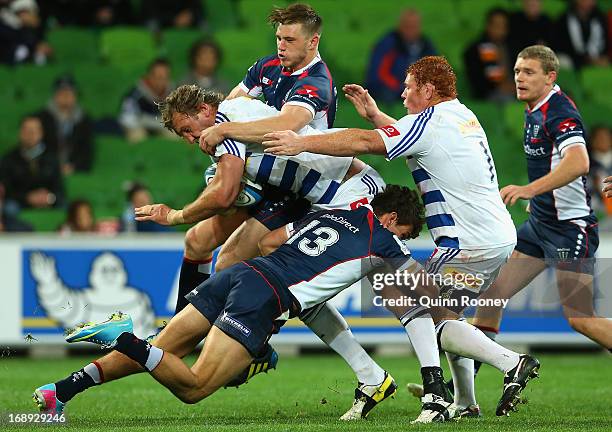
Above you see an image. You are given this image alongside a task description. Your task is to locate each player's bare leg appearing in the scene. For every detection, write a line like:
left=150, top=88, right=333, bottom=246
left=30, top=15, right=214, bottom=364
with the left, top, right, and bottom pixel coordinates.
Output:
left=33, top=212, right=248, bottom=413
left=177, top=211, right=249, bottom=312
left=557, top=269, right=612, bottom=349
left=215, top=217, right=271, bottom=271
left=473, top=251, right=548, bottom=332
left=218, top=216, right=393, bottom=417
left=147, top=325, right=252, bottom=403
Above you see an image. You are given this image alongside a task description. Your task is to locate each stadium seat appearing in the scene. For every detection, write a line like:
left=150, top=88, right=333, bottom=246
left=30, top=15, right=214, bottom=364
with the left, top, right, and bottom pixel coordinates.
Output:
left=100, top=27, right=157, bottom=73
left=73, top=65, right=130, bottom=119
left=202, top=0, right=240, bottom=32
left=13, top=64, right=70, bottom=115
left=503, top=101, right=526, bottom=141
left=19, top=208, right=65, bottom=232
left=216, top=29, right=275, bottom=85
left=581, top=66, right=612, bottom=111
left=47, top=27, right=99, bottom=65
left=320, top=30, right=383, bottom=86
left=160, top=29, right=207, bottom=78
left=238, top=0, right=279, bottom=31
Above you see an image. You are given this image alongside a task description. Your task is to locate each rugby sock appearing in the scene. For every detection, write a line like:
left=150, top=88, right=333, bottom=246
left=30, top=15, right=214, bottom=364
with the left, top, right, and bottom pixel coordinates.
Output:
left=54, top=362, right=102, bottom=403
left=305, top=303, right=385, bottom=385
left=446, top=353, right=477, bottom=407
left=402, top=313, right=440, bottom=368
left=176, top=257, right=212, bottom=314
left=438, top=320, right=519, bottom=373
left=113, top=333, right=164, bottom=372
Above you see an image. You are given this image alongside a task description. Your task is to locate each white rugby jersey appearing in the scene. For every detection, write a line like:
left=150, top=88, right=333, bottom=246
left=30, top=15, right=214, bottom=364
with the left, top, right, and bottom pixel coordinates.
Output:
left=376, top=99, right=516, bottom=250
left=213, top=97, right=352, bottom=206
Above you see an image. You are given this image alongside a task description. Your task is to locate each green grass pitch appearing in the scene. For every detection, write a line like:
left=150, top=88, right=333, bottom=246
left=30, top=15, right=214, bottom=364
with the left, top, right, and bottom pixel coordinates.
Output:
left=1, top=353, right=610, bottom=431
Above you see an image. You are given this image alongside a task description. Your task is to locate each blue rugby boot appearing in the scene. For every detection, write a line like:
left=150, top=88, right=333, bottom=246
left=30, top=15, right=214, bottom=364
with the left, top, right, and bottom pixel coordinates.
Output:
left=65, top=313, right=133, bottom=348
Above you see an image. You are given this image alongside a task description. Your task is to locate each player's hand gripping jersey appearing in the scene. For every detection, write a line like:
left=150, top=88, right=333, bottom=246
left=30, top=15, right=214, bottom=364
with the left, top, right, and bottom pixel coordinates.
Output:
left=239, top=54, right=337, bottom=130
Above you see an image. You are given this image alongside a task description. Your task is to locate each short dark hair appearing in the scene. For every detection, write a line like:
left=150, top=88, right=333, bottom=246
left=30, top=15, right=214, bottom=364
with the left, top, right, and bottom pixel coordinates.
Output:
left=371, top=185, right=425, bottom=239
left=158, top=84, right=224, bottom=132
left=189, top=38, right=222, bottom=68
left=486, top=7, right=509, bottom=22
left=126, top=181, right=148, bottom=201
left=268, top=3, right=322, bottom=36
left=147, top=57, right=171, bottom=73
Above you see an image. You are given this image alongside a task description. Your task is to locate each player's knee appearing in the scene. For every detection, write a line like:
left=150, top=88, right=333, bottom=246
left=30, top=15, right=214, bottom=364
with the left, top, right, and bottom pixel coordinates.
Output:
left=184, top=227, right=213, bottom=259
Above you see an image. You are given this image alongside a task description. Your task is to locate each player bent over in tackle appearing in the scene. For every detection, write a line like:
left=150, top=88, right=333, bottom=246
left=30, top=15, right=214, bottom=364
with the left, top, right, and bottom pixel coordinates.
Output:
left=34, top=186, right=539, bottom=422
left=35, top=186, right=445, bottom=421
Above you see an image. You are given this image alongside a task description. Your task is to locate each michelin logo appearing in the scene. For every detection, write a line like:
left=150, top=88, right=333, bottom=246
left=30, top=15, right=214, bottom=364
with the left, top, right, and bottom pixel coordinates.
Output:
left=220, top=312, right=251, bottom=337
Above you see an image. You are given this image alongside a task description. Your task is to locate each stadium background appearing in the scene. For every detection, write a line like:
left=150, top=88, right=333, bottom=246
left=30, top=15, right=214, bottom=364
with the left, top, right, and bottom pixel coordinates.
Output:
left=1, top=0, right=611, bottom=351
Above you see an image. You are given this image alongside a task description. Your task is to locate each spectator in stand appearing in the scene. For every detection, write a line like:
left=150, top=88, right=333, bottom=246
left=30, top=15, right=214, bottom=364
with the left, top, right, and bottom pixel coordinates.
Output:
left=587, top=125, right=612, bottom=217
left=508, top=0, right=553, bottom=60
left=554, top=0, right=609, bottom=69
left=179, top=39, right=230, bottom=94
left=0, top=183, right=33, bottom=232
left=365, top=9, right=437, bottom=102
left=58, top=199, right=97, bottom=235
left=0, top=0, right=51, bottom=65
left=38, top=0, right=134, bottom=28
left=37, top=75, right=94, bottom=175
left=141, top=0, right=204, bottom=32
left=464, top=8, right=515, bottom=102
left=120, top=182, right=173, bottom=233
left=118, top=58, right=174, bottom=143
left=87, top=0, right=135, bottom=27
left=0, top=115, right=64, bottom=216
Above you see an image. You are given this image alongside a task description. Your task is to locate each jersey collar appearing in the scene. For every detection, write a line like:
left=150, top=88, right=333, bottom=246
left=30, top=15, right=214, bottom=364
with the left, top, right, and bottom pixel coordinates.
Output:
left=281, top=53, right=322, bottom=76
left=529, top=84, right=560, bottom=113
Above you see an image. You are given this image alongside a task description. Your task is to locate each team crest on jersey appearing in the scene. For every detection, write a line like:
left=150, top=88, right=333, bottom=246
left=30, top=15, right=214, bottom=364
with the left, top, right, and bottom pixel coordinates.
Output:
left=533, top=124, right=540, bottom=136
left=379, top=125, right=400, bottom=137
left=557, top=248, right=571, bottom=260
left=558, top=119, right=577, bottom=133
left=262, top=77, right=273, bottom=86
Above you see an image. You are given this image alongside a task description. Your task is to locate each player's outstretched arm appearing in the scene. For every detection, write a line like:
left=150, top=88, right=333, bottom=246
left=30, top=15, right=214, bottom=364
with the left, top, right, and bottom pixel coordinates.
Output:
left=262, top=128, right=386, bottom=157
left=135, top=155, right=244, bottom=225
left=603, top=176, right=612, bottom=198
left=200, top=105, right=313, bottom=155
left=343, top=84, right=397, bottom=127
left=500, top=146, right=590, bottom=206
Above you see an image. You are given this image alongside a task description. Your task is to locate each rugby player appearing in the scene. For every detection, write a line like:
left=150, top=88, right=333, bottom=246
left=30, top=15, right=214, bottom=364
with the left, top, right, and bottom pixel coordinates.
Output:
left=263, top=55, right=540, bottom=418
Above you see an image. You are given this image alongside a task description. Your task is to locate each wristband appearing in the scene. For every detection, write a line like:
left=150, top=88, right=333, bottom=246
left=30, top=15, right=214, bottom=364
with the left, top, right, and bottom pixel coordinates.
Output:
left=166, top=209, right=185, bottom=225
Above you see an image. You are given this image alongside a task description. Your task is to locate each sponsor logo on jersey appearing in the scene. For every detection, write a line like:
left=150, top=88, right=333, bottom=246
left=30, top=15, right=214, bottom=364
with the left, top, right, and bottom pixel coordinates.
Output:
left=458, top=118, right=482, bottom=134
left=558, top=119, right=577, bottom=133
left=321, top=213, right=360, bottom=233
left=220, top=311, right=251, bottom=336
left=524, top=144, right=546, bottom=156
left=262, top=77, right=274, bottom=86
left=378, top=125, right=400, bottom=138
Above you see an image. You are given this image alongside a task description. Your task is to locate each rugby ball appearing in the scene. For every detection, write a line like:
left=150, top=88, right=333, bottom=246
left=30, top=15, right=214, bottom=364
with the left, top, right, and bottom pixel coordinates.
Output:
left=204, top=164, right=263, bottom=207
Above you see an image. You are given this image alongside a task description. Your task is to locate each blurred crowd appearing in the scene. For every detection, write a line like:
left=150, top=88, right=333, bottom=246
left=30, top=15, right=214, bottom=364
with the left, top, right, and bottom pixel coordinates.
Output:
left=0, top=0, right=610, bottom=233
